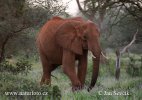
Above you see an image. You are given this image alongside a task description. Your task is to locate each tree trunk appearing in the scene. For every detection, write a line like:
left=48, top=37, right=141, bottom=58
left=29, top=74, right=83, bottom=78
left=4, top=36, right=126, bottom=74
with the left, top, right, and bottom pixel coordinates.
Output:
left=0, top=35, right=10, bottom=63
left=115, top=29, right=138, bottom=80
left=115, top=49, right=121, bottom=80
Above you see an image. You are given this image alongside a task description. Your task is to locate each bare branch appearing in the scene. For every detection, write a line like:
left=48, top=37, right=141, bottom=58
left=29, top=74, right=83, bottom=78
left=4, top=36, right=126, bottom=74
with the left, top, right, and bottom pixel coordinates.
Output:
left=76, top=0, right=84, bottom=11
left=111, top=6, right=123, bottom=26
left=123, top=3, right=142, bottom=20
left=120, top=29, right=138, bottom=54
left=115, top=29, right=139, bottom=80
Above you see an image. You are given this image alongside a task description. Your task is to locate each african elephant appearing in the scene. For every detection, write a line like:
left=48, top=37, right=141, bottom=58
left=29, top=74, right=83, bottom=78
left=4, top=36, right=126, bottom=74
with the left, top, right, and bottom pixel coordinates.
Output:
left=36, top=16, right=101, bottom=91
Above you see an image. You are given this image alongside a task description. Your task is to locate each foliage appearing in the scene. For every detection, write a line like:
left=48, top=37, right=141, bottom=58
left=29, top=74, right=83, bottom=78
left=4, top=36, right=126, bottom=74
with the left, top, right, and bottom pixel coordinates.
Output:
left=0, top=54, right=142, bottom=100
left=75, top=55, right=142, bottom=100
left=16, top=58, right=32, bottom=75
left=0, top=73, right=61, bottom=100
left=0, top=58, right=32, bottom=75
left=126, top=56, right=142, bottom=77
left=26, top=0, right=67, bottom=27
left=0, top=0, right=67, bottom=62
left=77, top=0, right=142, bottom=51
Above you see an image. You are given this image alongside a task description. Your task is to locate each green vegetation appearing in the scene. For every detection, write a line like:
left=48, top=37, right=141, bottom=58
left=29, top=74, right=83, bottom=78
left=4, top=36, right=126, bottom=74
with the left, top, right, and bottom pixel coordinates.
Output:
left=61, top=54, right=142, bottom=100
left=0, top=58, right=61, bottom=100
left=126, top=56, right=142, bottom=77
left=0, top=58, right=32, bottom=75
left=0, top=54, right=141, bottom=100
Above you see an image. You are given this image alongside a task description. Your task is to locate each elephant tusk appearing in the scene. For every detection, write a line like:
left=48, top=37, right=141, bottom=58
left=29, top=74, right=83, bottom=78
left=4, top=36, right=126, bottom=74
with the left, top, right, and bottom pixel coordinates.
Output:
left=101, top=52, right=109, bottom=59
left=92, top=54, right=96, bottom=59
left=90, top=51, right=96, bottom=58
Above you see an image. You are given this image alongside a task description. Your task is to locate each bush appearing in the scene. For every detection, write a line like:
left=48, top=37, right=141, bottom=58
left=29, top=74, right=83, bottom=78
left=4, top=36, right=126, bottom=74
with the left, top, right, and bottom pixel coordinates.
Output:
left=126, top=56, right=142, bottom=77
left=0, top=73, right=61, bottom=100
left=0, top=58, right=32, bottom=75
left=15, top=59, right=32, bottom=75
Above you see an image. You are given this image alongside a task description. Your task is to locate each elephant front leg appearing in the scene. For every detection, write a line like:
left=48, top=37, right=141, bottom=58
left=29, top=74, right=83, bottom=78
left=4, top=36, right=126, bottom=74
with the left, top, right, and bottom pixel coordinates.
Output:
left=78, top=50, right=87, bottom=88
left=62, top=50, right=81, bottom=91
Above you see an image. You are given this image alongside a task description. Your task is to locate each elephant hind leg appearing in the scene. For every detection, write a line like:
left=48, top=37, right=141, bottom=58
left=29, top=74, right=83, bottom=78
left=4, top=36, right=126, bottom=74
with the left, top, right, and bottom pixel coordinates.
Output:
left=39, top=49, right=53, bottom=85
left=40, top=64, right=58, bottom=85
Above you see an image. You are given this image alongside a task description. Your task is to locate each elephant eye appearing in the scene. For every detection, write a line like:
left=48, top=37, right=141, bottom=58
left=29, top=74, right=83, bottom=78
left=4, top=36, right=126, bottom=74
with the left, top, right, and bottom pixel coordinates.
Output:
left=83, top=35, right=87, bottom=40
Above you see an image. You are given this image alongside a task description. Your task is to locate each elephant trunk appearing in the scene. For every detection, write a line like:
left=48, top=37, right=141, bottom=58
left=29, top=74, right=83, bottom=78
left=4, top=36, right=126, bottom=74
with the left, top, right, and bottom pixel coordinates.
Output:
left=88, top=49, right=101, bottom=91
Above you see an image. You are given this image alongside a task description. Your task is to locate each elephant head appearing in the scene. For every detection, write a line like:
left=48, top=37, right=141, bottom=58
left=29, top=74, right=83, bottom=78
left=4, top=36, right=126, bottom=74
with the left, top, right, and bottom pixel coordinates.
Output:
left=56, top=20, right=101, bottom=91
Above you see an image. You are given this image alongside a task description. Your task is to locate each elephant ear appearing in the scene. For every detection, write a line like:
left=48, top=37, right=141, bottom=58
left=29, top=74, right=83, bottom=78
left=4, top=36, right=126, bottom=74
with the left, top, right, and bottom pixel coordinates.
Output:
left=56, top=21, right=83, bottom=55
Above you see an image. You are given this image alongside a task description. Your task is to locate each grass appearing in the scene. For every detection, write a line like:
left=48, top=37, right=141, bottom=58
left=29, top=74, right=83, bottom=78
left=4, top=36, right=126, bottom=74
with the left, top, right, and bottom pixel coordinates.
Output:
left=0, top=53, right=142, bottom=100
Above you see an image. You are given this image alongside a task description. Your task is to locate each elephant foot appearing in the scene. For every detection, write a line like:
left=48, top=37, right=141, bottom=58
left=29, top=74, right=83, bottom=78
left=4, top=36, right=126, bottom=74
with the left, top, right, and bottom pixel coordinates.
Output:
left=40, top=76, right=51, bottom=85
left=72, top=81, right=83, bottom=92
left=72, top=85, right=83, bottom=92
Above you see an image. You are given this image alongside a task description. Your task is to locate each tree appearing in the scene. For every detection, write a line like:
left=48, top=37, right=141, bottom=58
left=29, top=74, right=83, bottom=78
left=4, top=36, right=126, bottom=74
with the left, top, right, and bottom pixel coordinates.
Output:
left=0, top=0, right=67, bottom=62
left=76, top=0, right=141, bottom=36
left=76, top=0, right=142, bottom=23
left=0, top=0, right=27, bottom=62
left=76, top=0, right=142, bottom=46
